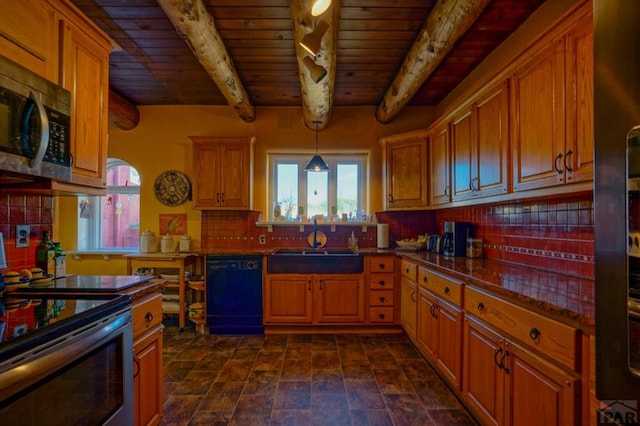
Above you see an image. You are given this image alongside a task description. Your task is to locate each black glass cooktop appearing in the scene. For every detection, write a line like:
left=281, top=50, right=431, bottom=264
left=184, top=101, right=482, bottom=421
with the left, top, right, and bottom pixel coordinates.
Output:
left=0, top=294, right=130, bottom=359
left=14, top=275, right=154, bottom=293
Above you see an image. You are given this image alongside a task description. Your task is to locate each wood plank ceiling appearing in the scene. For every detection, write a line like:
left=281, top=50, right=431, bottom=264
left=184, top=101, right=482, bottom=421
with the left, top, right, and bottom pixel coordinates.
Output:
left=71, top=0, right=544, bottom=129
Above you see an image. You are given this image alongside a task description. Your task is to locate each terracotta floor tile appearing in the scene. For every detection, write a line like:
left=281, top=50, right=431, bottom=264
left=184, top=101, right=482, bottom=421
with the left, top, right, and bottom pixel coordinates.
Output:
left=161, top=328, right=475, bottom=425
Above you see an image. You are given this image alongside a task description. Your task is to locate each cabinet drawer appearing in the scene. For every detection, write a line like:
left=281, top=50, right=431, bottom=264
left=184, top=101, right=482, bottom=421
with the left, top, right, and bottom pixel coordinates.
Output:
left=400, top=259, right=417, bottom=281
left=369, top=307, right=394, bottom=323
left=369, top=290, right=394, bottom=306
left=369, top=273, right=395, bottom=290
left=465, top=287, right=579, bottom=370
left=418, top=267, right=462, bottom=306
left=132, top=293, right=163, bottom=337
left=370, top=257, right=395, bottom=273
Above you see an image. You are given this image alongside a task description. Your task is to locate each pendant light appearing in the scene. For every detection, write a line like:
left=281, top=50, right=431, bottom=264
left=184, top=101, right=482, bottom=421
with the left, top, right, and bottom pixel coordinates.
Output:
left=305, top=122, right=329, bottom=172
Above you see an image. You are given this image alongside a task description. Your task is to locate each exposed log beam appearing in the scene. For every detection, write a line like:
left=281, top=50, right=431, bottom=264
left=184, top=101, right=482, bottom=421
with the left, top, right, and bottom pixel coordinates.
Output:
left=157, top=0, right=256, bottom=122
left=108, top=90, right=140, bottom=131
left=375, top=0, right=491, bottom=124
left=290, top=0, right=340, bottom=130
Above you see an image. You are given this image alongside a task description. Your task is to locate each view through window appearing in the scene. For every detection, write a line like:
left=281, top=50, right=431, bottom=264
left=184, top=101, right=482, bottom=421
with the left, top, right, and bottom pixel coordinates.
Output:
left=270, top=154, right=366, bottom=221
left=77, top=159, right=141, bottom=250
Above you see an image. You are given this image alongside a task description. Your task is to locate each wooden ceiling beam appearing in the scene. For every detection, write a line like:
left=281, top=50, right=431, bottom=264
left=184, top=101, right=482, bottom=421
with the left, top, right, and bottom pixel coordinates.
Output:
left=108, top=90, right=140, bottom=130
left=156, top=0, right=256, bottom=122
left=290, top=0, right=340, bottom=130
left=375, top=0, right=491, bottom=124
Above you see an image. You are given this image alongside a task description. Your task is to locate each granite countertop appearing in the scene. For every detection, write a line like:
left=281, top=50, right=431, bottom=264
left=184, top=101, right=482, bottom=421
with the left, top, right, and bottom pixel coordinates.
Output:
left=397, top=251, right=595, bottom=331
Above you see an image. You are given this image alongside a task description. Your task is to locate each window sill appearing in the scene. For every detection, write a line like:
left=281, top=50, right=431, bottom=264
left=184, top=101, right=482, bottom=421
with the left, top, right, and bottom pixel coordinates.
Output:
left=255, top=221, right=376, bottom=233
left=67, top=250, right=135, bottom=261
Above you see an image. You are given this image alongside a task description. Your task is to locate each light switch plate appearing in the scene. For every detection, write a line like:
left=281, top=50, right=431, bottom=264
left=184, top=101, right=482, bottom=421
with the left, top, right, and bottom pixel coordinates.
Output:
left=16, top=225, right=30, bottom=248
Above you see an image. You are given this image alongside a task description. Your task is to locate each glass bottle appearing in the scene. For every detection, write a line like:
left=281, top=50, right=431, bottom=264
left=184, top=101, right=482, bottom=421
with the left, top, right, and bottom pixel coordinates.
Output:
left=36, top=231, right=55, bottom=275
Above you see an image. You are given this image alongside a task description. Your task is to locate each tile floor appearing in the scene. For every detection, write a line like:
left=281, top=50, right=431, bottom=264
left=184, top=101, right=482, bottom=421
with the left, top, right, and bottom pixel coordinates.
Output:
left=161, top=326, right=477, bottom=426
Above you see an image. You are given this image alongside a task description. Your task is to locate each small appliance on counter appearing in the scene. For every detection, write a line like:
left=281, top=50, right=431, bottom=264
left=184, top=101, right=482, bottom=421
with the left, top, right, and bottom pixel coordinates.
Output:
left=442, top=221, right=473, bottom=257
left=427, top=235, right=444, bottom=253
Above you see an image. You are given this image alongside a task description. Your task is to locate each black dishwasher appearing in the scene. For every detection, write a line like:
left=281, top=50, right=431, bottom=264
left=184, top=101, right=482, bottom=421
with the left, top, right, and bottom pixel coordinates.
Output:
left=206, top=256, right=263, bottom=334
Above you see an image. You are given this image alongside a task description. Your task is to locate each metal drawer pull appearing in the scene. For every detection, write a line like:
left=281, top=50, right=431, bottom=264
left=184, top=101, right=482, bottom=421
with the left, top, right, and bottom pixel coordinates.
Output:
left=379, top=280, right=386, bottom=286
left=494, top=347, right=503, bottom=369
left=564, top=150, right=573, bottom=172
left=500, top=351, right=510, bottom=374
left=379, top=296, right=386, bottom=303
left=379, top=263, right=385, bottom=269
left=554, top=152, right=564, bottom=174
left=423, top=276, right=427, bottom=282
left=477, top=302, right=485, bottom=312
left=379, top=313, right=385, bottom=319
left=529, top=327, right=541, bottom=341
left=145, top=312, right=154, bottom=324
left=444, top=286, right=450, bottom=294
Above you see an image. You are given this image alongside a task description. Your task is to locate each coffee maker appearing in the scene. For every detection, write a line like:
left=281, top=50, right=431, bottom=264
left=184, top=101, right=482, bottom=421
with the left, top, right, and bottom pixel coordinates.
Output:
left=442, top=221, right=473, bottom=257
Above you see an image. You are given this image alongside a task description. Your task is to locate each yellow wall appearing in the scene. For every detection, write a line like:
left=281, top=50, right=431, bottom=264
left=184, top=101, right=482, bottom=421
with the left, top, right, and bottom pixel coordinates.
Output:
left=59, top=105, right=434, bottom=274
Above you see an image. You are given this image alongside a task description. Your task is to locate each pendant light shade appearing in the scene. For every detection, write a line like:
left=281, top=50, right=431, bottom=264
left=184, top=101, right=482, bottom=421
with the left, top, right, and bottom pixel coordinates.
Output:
left=311, top=0, right=332, bottom=16
left=300, top=19, right=329, bottom=57
left=305, top=122, right=329, bottom=172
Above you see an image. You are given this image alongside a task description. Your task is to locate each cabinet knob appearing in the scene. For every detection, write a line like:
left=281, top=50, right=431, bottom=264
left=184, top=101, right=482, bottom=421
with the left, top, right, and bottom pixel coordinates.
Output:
left=529, top=327, right=541, bottom=341
left=444, top=286, right=450, bottom=294
left=423, top=276, right=427, bottom=283
left=379, top=263, right=385, bottom=269
left=379, top=296, right=386, bottom=303
left=379, top=280, right=385, bottom=286
left=388, top=194, right=393, bottom=202
left=145, top=312, right=154, bottom=324
left=379, top=313, right=385, bottom=319
left=477, top=302, right=485, bottom=312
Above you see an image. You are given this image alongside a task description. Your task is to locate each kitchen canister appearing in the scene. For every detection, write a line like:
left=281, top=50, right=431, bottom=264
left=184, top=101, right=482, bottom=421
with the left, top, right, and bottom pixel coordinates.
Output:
left=179, top=234, right=193, bottom=252
left=377, top=223, right=389, bottom=249
left=161, top=234, right=174, bottom=253
left=466, top=238, right=483, bottom=258
left=140, top=230, right=157, bottom=253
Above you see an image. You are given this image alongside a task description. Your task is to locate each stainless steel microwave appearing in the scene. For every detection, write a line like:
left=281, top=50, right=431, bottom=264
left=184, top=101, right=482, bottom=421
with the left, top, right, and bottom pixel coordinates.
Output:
left=0, top=55, right=71, bottom=182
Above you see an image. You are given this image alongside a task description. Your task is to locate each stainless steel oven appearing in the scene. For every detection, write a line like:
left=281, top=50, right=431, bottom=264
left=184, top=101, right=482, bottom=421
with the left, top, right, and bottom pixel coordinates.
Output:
left=0, top=294, right=133, bottom=425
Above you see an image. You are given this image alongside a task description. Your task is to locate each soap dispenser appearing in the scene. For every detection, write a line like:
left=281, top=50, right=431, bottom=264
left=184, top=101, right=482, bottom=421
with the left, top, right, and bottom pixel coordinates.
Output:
left=348, top=232, right=358, bottom=250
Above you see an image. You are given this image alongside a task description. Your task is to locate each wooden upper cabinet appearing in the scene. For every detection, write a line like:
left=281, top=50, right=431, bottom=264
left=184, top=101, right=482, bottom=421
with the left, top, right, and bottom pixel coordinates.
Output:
left=0, top=0, right=57, bottom=80
left=475, top=81, right=510, bottom=197
left=450, top=80, right=509, bottom=202
left=60, top=18, right=110, bottom=188
left=564, top=13, right=594, bottom=185
left=451, top=108, right=474, bottom=201
left=191, top=137, right=255, bottom=210
left=381, top=130, right=428, bottom=210
left=429, top=123, right=451, bottom=206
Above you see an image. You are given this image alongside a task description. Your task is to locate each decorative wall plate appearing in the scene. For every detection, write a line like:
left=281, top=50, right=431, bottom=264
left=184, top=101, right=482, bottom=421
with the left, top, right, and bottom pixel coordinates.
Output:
left=307, top=230, right=327, bottom=248
left=154, top=170, right=191, bottom=206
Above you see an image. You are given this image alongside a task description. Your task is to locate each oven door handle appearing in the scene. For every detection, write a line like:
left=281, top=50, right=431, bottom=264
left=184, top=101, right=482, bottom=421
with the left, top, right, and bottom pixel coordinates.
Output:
left=0, top=311, right=131, bottom=401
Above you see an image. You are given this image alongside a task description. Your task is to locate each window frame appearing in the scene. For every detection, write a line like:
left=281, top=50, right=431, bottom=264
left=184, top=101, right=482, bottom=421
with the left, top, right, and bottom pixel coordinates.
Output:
left=268, top=153, right=368, bottom=220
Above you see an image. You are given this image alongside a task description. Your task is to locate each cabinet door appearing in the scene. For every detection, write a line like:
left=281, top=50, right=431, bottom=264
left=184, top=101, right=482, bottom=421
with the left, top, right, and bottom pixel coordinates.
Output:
left=383, top=132, right=428, bottom=209
left=60, top=20, right=110, bottom=188
left=451, top=108, right=474, bottom=201
left=134, top=327, right=163, bottom=426
left=315, top=275, right=364, bottom=323
left=219, top=143, right=251, bottom=208
left=0, top=0, right=56, bottom=79
left=475, top=81, right=509, bottom=197
left=400, top=277, right=417, bottom=340
left=436, top=300, right=463, bottom=390
left=505, top=342, right=578, bottom=426
left=264, top=275, right=313, bottom=323
left=429, top=124, right=451, bottom=206
left=417, top=287, right=438, bottom=359
left=192, top=142, right=221, bottom=208
left=565, top=13, right=593, bottom=185
left=512, top=39, right=565, bottom=192
left=463, top=316, right=505, bottom=426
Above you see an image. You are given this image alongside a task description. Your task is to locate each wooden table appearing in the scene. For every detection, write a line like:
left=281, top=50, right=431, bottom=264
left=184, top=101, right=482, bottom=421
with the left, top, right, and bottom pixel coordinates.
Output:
left=125, top=253, right=199, bottom=330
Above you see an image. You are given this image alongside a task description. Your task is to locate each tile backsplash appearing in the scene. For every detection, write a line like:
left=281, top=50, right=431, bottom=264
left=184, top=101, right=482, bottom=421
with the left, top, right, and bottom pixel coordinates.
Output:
left=0, top=194, right=54, bottom=271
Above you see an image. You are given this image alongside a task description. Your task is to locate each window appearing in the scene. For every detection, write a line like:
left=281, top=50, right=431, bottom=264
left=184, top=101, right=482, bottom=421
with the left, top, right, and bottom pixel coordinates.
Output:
left=77, top=159, right=141, bottom=251
left=269, top=154, right=367, bottom=221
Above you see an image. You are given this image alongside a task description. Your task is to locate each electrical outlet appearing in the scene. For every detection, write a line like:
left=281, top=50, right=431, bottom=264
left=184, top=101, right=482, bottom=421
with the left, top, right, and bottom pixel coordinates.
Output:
left=258, top=234, right=266, bottom=245
left=16, top=225, right=30, bottom=248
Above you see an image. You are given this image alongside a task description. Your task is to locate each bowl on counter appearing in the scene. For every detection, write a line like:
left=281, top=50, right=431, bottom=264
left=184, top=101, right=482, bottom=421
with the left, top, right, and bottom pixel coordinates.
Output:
left=395, top=239, right=427, bottom=250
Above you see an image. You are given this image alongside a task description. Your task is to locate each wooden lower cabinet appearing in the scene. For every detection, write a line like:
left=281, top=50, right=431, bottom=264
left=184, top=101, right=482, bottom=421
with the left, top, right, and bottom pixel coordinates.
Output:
left=134, top=326, right=163, bottom=426
left=400, top=276, right=417, bottom=340
left=417, top=289, right=463, bottom=389
left=463, top=315, right=578, bottom=426
left=264, top=273, right=364, bottom=324
left=366, top=256, right=397, bottom=324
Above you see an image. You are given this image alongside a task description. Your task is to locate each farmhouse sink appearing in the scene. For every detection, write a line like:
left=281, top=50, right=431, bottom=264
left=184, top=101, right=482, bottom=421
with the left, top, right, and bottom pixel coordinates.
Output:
left=268, top=248, right=363, bottom=273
